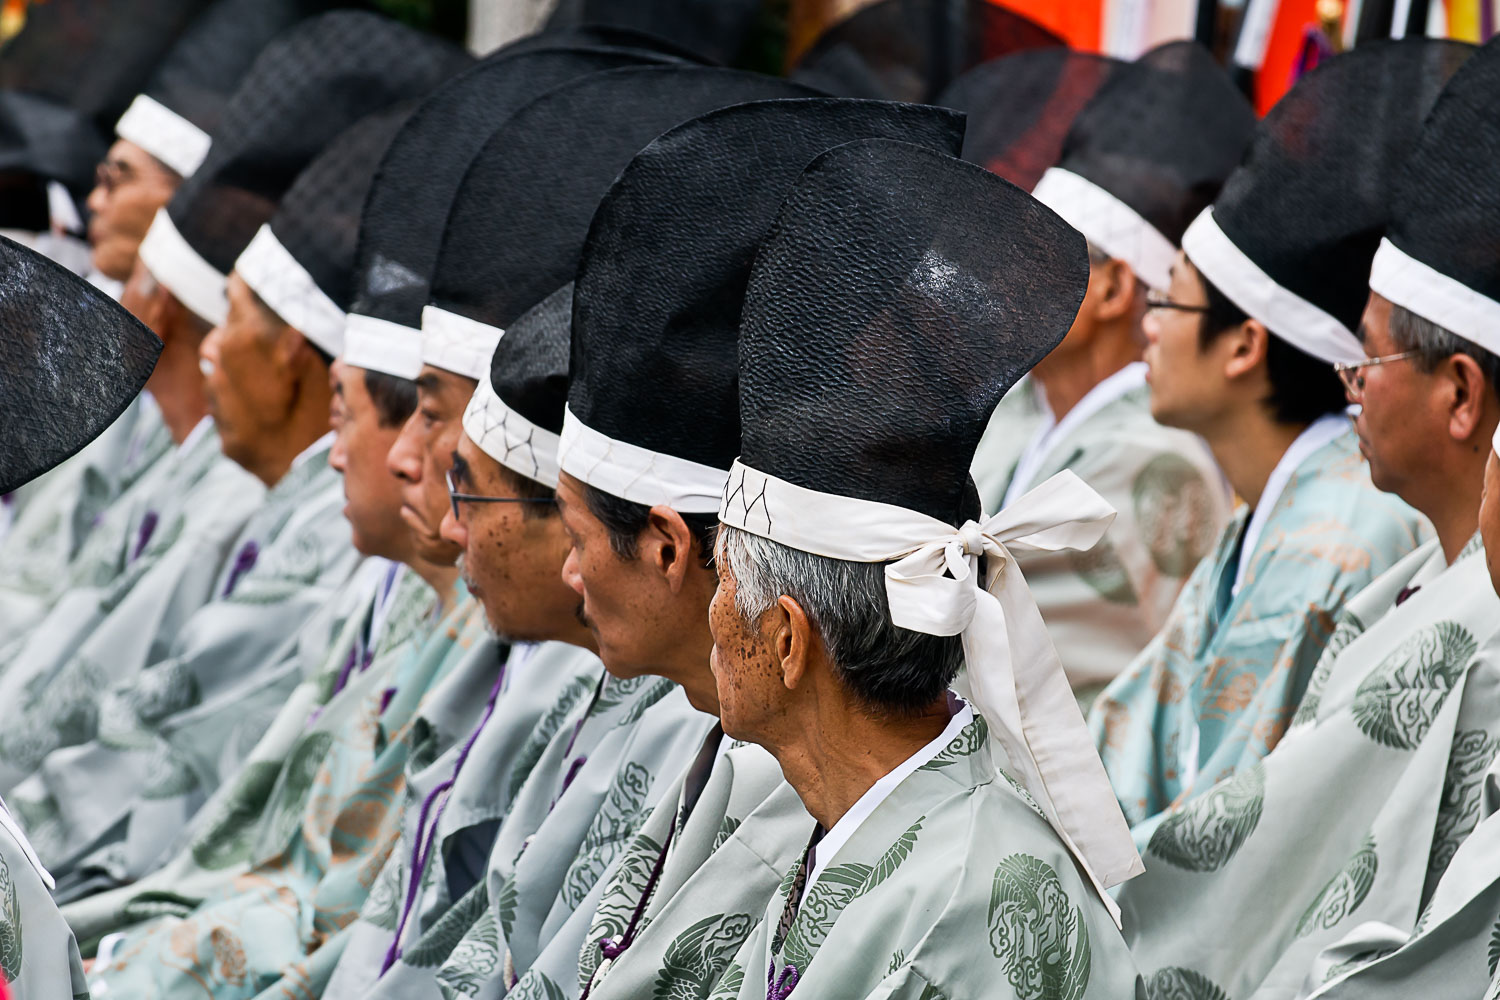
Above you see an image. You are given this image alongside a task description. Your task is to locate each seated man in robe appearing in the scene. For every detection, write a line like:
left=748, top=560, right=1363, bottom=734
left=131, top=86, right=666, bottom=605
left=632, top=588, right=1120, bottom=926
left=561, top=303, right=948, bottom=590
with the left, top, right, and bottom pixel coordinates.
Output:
left=0, top=231, right=163, bottom=1000
left=974, top=41, right=1246, bottom=704
left=1091, top=40, right=1451, bottom=842
left=565, top=97, right=960, bottom=1000
left=1115, top=38, right=1500, bottom=1000
left=708, top=137, right=1142, bottom=1000
left=1, top=17, right=469, bottom=885
left=332, top=64, right=814, bottom=1000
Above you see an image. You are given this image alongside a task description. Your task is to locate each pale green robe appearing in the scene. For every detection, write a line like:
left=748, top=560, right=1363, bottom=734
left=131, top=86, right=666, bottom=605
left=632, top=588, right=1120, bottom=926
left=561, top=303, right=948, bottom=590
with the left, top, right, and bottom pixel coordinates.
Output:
left=7, top=438, right=362, bottom=877
left=342, top=675, right=717, bottom=1000
left=1120, top=536, right=1500, bottom=1000
left=1092, top=425, right=1429, bottom=845
left=0, top=801, right=89, bottom=1000
left=82, top=599, right=500, bottom=1000
left=970, top=375, right=1046, bottom=508
left=983, top=365, right=1232, bottom=697
left=576, top=734, right=813, bottom=1000
left=712, top=710, right=1142, bottom=1000
left=0, top=395, right=172, bottom=644
left=301, top=639, right=603, bottom=1000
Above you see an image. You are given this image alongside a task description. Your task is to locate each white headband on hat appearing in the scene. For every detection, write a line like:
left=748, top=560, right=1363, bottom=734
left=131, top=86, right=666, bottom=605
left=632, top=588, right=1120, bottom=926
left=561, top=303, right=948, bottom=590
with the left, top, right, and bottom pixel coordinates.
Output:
left=463, top=373, right=561, bottom=489
left=235, top=224, right=346, bottom=357
left=138, top=207, right=228, bottom=327
left=718, top=461, right=1143, bottom=923
left=343, top=313, right=423, bottom=379
left=116, top=94, right=212, bottom=178
left=421, top=305, right=502, bottom=381
left=558, top=405, right=727, bottom=514
left=1033, top=166, right=1176, bottom=293
left=1369, top=237, right=1500, bottom=361
left=1182, top=207, right=1364, bottom=366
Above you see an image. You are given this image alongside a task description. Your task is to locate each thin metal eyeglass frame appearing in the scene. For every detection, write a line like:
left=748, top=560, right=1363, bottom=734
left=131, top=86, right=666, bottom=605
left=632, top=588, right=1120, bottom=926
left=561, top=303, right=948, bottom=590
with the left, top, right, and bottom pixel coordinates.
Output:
left=1145, top=292, right=1212, bottom=315
left=445, top=467, right=554, bottom=521
left=1332, top=350, right=1420, bottom=401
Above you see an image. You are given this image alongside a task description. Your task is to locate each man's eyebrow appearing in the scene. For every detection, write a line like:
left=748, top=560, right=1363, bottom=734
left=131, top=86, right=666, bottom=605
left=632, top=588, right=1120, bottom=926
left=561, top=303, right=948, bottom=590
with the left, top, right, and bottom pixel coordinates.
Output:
left=415, top=373, right=443, bottom=393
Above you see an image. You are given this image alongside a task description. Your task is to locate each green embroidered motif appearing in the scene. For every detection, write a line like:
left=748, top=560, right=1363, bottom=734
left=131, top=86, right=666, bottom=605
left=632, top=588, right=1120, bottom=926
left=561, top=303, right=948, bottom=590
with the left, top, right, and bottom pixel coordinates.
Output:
left=918, top=716, right=989, bottom=772
left=1321, top=948, right=1394, bottom=985
left=1295, top=835, right=1378, bottom=937
left=1068, top=536, right=1137, bottom=605
left=496, top=873, right=519, bottom=940
left=593, top=674, right=649, bottom=714
left=1143, top=967, right=1229, bottom=1000
left=616, top=677, right=679, bottom=728
left=503, top=970, right=565, bottom=1000
left=1489, top=916, right=1500, bottom=977
left=406, top=881, right=488, bottom=968
left=226, top=531, right=325, bottom=605
left=781, top=818, right=923, bottom=971
left=257, top=730, right=336, bottom=854
left=561, top=761, right=653, bottom=909
left=436, top=907, right=501, bottom=999
left=888, top=951, right=905, bottom=975
left=706, top=962, right=743, bottom=1000
left=652, top=912, right=757, bottom=1000
left=712, top=815, right=742, bottom=852
left=1428, top=729, right=1499, bottom=881
left=505, top=673, right=597, bottom=802
left=190, top=761, right=284, bottom=870
left=914, top=982, right=948, bottom=1000
left=140, top=742, right=201, bottom=799
left=1351, top=621, right=1477, bottom=750
left=0, top=855, right=20, bottom=984
left=1148, top=763, right=1265, bottom=872
left=362, top=855, right=404, bottom=931
left=95, top=659, right=202, bottom=750
left=988, top=854, right=1090, bottom=1000
left=1134, top=452, right=1218, bottom=579
left=1292, top=611, right=1366, bottom=728
left=579, top=832, right=664, bottom=991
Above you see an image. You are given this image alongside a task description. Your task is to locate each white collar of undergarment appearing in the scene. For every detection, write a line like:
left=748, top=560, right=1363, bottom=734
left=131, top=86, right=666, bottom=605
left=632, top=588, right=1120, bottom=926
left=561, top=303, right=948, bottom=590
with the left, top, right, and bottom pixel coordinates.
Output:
left=292, top=430, right=337, bottom=472
left=1233, top=412, right=1351, bottom=595
left=808, top=699, right=973, bottom=887
left=366, top=559, right=403, bottom=653
left=1002, top=362, right=1147, bottom=510
left=177, top=415, right=213, bottom=458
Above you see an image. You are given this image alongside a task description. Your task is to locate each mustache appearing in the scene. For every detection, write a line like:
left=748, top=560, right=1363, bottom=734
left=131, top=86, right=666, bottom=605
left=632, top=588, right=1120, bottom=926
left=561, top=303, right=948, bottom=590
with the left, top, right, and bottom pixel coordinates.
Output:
left=574, top=600, right=591, bottom=629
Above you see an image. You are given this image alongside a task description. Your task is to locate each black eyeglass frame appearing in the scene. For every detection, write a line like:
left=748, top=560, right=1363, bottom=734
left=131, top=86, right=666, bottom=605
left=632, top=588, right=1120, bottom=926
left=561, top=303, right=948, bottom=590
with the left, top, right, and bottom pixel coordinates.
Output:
left=1145, top=291, right=1212, bottom=315
left=445, top=467, right=554, bottom=521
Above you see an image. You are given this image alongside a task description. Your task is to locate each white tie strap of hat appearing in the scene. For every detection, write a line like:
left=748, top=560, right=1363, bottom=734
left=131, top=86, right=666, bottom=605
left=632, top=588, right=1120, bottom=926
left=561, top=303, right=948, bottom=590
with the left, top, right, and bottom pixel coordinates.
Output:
left=720, top=462, right=1145, bottom=925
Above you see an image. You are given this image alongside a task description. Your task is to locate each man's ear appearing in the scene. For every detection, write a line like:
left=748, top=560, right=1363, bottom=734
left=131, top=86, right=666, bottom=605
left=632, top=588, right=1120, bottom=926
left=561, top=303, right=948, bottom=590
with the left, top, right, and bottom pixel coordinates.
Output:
left=1222, top=317, right=1270, bottom=383
left=1094, top=258, right=1139, bottom=323
left=645, top=505, right=701, bottom=592
left=776, top=594, right=814, bottom=692
left=1444, top=353, right=1494, bottom=445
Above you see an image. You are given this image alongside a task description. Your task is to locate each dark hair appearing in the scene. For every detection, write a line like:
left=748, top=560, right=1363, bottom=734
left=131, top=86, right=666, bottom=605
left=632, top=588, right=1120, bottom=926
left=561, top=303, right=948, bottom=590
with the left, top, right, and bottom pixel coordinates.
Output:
left=1198, top=274, right=1347, bottom=426
left=1389, top=304, right=1500, bottom=399
left=580, top=482, right=718, bottom=568
left=361, top=369, right=417, bottom=429
left=495, top=462, right=558, bottom=520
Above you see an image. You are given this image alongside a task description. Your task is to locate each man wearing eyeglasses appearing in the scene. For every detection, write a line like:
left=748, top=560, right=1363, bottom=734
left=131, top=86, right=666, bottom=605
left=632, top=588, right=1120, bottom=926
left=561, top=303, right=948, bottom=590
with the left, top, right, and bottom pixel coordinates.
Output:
left=971, top=43, right=1244, bottom=708
left=1106, top=40, right=1498, bottom=1000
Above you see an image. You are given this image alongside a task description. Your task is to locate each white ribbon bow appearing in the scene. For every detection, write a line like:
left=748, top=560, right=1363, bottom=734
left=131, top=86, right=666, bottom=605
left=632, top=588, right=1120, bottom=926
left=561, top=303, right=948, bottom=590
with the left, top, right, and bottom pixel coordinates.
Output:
left=720, top=463, right=1145, bottom=924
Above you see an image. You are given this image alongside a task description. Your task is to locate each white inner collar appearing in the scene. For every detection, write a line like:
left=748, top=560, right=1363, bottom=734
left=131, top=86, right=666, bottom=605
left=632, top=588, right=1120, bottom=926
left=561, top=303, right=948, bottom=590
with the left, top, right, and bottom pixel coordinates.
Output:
left=808, top=700, right=972, bottom=887
left=1002, top=362, right=1147, bottom=510
left=178, top=416, right=213, bottom=457
left=292, top=430, right=337, bottom=471
left=1233, top=413, right=1351, bottom=595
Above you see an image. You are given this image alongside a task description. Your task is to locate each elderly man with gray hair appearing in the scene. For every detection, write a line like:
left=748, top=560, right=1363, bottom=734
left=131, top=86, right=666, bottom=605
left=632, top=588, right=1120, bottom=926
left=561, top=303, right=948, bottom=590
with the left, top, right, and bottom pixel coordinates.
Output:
left=707, top=137, right=1143, bottom=1000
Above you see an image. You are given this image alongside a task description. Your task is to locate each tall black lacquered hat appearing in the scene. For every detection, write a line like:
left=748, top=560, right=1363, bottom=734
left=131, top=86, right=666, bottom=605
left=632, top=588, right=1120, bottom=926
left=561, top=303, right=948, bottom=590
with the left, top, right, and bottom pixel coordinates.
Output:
left=0, top=0, right=209, bottom=194
left=464, top=284, right=576, bottom=489
left=563, top=98, right=964, bottom=513
left=342, top=43, right=678, bottom=380
left=791, top=0, right=1063, bottom=104
left=544, top=0, right=761, bottom=65
left=0, top=236, right=163, bottom=494
left=937, top=48, right=1124, bottom=192
left=234, top=106, right=414, bottom=358
left=421, top=65, right=815, bottom=383
left=1183, top=37, right=1474, bottom=365
left=115, top=0, right=361, bottom=179
left=1370, top=36, right=1500, bottom=359
left=137, top=10, right=470, bottom=329
left=735, top=138, right=1087, bottom=525
left=1029, top=41, right=1252, bottom=292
